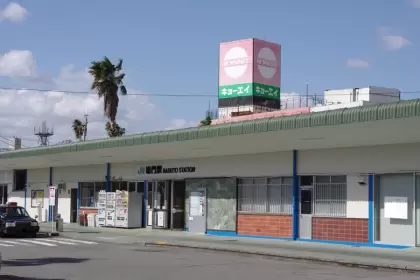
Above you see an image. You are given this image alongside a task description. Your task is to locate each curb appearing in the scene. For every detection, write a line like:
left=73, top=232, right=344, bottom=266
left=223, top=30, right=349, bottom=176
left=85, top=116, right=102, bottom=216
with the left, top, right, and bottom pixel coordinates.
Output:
left=144, top=242, right=420, bottom=273
left=38, top=232, right=60, bottom=237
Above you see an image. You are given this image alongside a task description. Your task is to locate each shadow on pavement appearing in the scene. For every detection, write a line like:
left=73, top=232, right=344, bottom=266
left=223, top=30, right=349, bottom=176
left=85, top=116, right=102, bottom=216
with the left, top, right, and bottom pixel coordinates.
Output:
left=3, top=257, right=89, bottom=267
left=0, top=276, right=64, bottom=280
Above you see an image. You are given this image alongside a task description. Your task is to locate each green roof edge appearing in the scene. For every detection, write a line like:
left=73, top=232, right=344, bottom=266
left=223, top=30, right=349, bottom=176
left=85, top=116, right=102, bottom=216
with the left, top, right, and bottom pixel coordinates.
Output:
left=2, top=99, right=420, bottom=160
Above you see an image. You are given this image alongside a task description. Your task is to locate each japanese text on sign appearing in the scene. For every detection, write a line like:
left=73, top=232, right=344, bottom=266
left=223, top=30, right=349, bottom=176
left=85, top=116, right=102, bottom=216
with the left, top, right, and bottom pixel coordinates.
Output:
left=49, top=186, right=56, bottom=206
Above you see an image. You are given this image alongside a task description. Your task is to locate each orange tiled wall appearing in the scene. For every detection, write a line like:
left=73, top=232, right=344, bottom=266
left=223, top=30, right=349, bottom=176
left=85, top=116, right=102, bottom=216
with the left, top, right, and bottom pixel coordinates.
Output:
left=237, top=214, right=292, bottom=238
left=312, top=217, right=368, bottom=243
left=78, top=208, right=98, bottom=225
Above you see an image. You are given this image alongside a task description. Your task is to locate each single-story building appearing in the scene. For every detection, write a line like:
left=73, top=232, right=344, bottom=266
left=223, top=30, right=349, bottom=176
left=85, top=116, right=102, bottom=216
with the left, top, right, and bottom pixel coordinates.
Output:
left=1, top=99, right=420, bottom=249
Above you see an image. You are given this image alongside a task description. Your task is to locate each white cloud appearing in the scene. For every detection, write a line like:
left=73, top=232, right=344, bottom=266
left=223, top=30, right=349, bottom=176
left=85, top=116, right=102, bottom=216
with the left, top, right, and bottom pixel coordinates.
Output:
left=377, top=27, right=412, bottom=50
left=346, top=59, right=369, bottom=68
left=381, top=35, right=412, bottom=50
left=0, top=2, right=28, bottom=23
left=410, top=0, right=420, bottom=8
left=0, top=50, right=38, bottom=78
left=0, top=53, right=198, bottom=148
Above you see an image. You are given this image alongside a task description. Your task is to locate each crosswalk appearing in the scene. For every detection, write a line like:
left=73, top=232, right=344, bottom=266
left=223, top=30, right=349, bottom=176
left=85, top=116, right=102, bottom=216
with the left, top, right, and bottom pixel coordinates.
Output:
left=0, top=237, right=98, bottom=248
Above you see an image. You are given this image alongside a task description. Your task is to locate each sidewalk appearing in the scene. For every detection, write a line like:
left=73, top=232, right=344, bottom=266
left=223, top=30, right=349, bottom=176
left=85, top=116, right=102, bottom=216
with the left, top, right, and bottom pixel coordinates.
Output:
left=40, top=223, right=420, bottom=272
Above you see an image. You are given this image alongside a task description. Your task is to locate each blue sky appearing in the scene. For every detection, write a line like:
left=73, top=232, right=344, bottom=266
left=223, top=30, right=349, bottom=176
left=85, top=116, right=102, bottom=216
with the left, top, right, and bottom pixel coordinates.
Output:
left=0, top=0, right=418, bottom=145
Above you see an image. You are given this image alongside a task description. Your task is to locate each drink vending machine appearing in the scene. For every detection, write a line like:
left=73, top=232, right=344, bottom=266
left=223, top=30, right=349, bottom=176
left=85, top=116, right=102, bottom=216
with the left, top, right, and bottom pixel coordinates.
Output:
left=105, top=192, right=116, bottom=227
left=115, top=190, right=143, bottom=228
left=97, top=190, right=106, bottom=227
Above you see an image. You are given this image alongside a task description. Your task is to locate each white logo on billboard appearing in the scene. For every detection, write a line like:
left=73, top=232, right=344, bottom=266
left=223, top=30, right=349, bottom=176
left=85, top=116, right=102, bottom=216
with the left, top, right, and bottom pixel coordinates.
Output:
left=223, top=47, right=248, bottom=79
left=257, top=47, right=277, bottom=79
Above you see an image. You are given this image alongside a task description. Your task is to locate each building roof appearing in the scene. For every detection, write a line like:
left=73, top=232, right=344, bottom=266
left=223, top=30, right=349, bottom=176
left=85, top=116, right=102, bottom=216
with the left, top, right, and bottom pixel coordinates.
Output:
left=1, top=98, right=420, bottom=160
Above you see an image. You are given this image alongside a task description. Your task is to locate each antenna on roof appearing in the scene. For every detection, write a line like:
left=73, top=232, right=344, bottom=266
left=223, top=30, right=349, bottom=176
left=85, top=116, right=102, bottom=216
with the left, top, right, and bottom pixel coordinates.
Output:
left=34, top=121, right=54, bottom=146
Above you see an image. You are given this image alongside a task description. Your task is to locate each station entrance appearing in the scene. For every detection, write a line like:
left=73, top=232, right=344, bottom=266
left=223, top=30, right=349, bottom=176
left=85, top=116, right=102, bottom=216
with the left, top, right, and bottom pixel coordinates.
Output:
left=146, top=180, right=185, bottom=230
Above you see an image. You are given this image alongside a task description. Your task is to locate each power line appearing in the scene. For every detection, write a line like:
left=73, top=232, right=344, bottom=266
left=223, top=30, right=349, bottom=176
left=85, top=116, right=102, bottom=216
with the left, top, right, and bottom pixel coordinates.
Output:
left=0, top=86, right=420, bottom=98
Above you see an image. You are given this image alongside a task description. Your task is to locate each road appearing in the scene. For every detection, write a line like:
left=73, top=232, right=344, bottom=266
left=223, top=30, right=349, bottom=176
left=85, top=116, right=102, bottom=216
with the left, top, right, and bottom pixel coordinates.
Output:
left=0, top=236, right=419, bottom=280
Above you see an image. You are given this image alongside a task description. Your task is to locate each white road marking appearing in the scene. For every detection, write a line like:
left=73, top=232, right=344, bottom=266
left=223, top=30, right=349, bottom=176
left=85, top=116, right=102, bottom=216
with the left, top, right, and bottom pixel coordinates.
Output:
left=0, top=242, right=13, bottom=247
left=2, top=240, right=33, bottom=246
left=19, top=239, right=57, bottom=247
left=41, top=239, right=76, bottom=245
left=54, top=238, right=98, bottom=245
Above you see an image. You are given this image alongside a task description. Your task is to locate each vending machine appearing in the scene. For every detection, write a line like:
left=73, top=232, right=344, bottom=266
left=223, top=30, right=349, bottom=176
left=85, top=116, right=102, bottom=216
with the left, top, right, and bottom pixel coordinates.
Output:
left=97, top=190, right=106, bottom=227
left=105, top=192, right=116, bottom=227
left=115, top=190, right=143, bottom=228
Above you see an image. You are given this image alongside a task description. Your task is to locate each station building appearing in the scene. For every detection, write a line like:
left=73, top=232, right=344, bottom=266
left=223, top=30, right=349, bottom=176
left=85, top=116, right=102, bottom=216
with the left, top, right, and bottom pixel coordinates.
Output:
left=0, top=97, right=420, bottom=249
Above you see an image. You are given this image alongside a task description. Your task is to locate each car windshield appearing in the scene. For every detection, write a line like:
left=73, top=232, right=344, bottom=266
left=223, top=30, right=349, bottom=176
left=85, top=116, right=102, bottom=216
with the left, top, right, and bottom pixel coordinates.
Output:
left=0, top=207, right=30, bottom=218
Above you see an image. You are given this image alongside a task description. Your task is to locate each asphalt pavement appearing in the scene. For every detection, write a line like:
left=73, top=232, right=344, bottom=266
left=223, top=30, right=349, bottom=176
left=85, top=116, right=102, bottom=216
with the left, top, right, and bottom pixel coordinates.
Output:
left=0, top=236, right=419, bottom=280
left=38, top=223, right=420, bottom=272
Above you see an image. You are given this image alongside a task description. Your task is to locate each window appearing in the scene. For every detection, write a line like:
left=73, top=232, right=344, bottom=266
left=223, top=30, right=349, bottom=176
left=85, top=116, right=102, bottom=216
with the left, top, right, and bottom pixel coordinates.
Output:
left=80, top=181, right=106, bottom=208
left=238, top=177, right=293, bottom=215
left=313, top=175, right=347, bottom=217
left=13, top=170, right=27, bottom=191
left=112, top=181, right=128, bottom=192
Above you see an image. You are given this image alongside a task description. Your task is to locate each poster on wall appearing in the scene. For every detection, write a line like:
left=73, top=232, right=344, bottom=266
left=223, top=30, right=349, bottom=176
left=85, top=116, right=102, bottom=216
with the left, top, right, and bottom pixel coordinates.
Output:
left=384, top=196, right=408, bottom=219
left=31, top=190, right=44, bottom=208
left=190, top=191, right=204, bottom=216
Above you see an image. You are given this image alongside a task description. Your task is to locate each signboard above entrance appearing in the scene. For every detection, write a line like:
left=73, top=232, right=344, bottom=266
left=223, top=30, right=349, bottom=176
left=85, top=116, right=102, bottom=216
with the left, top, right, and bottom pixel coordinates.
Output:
left=137, top=165, right=196, bottom=176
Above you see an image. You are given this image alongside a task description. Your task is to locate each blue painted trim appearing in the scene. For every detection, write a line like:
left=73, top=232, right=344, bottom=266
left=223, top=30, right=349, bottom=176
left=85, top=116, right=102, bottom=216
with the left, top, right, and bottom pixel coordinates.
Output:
left=297, top=238, right=411, bottom=249
left=207, top=230, right=293, bottom=240
left=292, top=149, right=299, bottom=240
left=143, top=180, right=148, bottom=228
left=48, top=167, right=53, bottom=222
left=368, top=174, right=374, bottom=243
left=206, top=230, right=237, bottom=237
left=105, top=163, right=111, bottom=192
left=77, top=182, right=81, bottom=223
left=206, top=230, right=410, bottom=249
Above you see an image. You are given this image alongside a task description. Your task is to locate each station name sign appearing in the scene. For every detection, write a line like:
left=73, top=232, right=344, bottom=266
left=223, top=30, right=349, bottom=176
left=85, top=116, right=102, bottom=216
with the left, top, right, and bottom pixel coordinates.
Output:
left=137, top=165, right=196, bottom=175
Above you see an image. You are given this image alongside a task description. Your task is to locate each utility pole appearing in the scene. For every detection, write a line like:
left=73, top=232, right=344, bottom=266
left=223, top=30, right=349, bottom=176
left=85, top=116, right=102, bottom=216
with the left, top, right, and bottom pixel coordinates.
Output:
left=305, top=83, right=309, bottom=107
left=83, top=114, right=89, bottom=141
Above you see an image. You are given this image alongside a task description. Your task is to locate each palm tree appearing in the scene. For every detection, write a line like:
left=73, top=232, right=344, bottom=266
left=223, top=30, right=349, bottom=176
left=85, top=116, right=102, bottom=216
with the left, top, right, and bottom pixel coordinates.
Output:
left=88, top=56, right=127, bottom=130
left=72, top=119, right=85, bottom=141
left=105, top=121, right=126, bottom=137
left=200, top=116, right=212, bottom=126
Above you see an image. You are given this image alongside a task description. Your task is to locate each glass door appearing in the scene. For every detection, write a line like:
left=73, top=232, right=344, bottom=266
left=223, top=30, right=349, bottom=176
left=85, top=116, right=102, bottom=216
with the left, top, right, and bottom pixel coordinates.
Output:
left=153, top=181, right=169, bottom=229
left=146, top=181, right=169, bottom=229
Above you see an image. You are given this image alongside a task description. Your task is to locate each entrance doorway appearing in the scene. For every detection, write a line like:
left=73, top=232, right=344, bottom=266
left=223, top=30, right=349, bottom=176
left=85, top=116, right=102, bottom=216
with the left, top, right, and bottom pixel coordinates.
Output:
left=147, top=181, right=169, bottom=229
left=0, top=185, right=7, bottom=204
left=299, top=187, right=313, bottom=239
left=70, top=188, right=78, bottom=223
left=171, top=180, right=185, bottom=230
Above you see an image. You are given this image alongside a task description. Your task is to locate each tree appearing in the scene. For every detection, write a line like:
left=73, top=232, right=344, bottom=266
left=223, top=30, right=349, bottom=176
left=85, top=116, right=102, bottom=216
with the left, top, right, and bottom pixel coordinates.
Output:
left=200, top=116, right=212, bottom=126
left=89, top=56, right=127, bottom=130
left=105, top=121, right=126, bottom=137
left=72, top=119, right=85, bottom=141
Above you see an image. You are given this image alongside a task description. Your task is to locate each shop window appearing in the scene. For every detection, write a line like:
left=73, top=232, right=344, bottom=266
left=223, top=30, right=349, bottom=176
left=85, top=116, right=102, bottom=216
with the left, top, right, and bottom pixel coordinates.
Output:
left=80, top=181, right=106, bottom=208
left=238, top=177, right=293, bottom=215
left=313, top=175, right=347, bottom=217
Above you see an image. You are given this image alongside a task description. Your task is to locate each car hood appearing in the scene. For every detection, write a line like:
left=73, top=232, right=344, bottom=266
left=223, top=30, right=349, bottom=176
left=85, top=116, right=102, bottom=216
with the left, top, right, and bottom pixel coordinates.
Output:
left=2, top=217, right=36, bottom=222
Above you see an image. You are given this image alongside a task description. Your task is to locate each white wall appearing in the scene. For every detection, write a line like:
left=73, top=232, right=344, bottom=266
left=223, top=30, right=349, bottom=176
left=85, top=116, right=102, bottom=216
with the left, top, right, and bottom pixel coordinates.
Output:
left=57, top=183, right=78, bottom=223
left=54, top=164, right=106, bottom=182
left=298, top=143, right=420, bottom=174
left=53, top=165, right=105, bottom=223
left=346, top=175, right=368, bottom=218
left=111, top=151, right=294, bottom=181
left=299, top=143, right=420, bottom=219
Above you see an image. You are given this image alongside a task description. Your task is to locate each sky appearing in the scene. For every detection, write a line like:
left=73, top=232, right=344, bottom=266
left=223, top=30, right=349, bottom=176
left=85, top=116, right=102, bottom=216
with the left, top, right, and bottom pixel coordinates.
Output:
left=0, top=0, right=419, bottom=147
